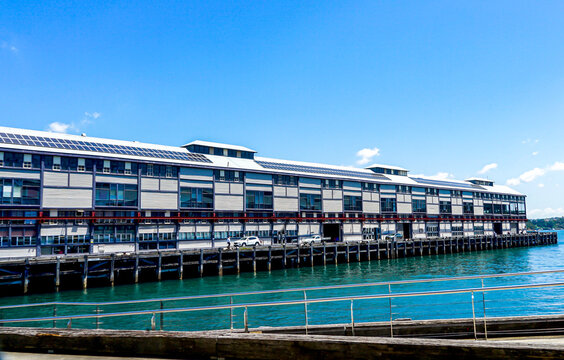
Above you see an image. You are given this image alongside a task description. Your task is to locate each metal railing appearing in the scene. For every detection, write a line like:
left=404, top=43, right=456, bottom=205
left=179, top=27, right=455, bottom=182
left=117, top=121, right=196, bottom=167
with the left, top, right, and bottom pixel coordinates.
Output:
left=1, top=268, right=564, bottom=337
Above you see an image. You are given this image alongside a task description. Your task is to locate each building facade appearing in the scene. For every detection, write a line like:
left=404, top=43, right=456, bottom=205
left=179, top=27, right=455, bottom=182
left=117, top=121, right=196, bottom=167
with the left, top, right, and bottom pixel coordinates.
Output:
left=0, top=127, right=527, bottom=258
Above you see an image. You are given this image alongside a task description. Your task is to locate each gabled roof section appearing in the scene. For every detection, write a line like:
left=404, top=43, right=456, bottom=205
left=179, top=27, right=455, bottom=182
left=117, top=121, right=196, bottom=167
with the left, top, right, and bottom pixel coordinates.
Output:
left=365, top=163, right=408, bottom=172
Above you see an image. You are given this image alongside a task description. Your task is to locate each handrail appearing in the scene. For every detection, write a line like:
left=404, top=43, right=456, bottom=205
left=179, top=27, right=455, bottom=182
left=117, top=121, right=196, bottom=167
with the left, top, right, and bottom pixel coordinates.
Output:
left=1, top=268, right=563, bottom=310
left=1, top=280, right=563, bottom=324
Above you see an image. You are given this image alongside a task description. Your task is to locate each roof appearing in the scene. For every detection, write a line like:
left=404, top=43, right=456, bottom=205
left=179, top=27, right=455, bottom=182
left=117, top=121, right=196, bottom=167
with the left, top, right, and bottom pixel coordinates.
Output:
left=182, top=140, right=256, bottom=153
left=366, top=164, right=409, bottom=172
left=465, top=177, right=495, bottom=184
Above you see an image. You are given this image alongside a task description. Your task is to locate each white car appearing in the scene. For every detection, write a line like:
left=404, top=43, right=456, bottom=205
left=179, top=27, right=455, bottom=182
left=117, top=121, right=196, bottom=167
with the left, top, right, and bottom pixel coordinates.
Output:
left=232, top=236, right=263, bottom=247
left=298, top=235, right=323, bottom=246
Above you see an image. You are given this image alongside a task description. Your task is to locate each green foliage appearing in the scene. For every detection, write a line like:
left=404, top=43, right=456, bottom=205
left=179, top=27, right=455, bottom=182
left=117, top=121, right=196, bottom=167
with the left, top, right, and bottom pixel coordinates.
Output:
left=527, top=217, right=564, bottom=230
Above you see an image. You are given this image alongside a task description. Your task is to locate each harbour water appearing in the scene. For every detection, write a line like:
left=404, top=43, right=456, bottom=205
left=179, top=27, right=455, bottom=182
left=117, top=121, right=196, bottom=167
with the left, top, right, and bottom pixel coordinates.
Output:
left=1, top=231, right=562, bottom=331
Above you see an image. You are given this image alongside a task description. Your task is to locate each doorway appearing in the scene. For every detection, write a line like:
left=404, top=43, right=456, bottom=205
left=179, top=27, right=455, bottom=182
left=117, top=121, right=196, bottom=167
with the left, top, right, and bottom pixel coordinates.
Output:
left=323, top=223, right=341, bottom=242
left=401, top=223, right=412, bottom=240
left=493, top=223, right=502, bottom=235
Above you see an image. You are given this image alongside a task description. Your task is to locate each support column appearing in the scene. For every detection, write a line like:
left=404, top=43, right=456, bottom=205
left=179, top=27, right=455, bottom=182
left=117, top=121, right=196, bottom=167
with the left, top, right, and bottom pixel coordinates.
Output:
left=268, top=246, right=272, bottom=271
left=199, top=249, right=204, bottom=277
left=82, top=255, right=88, bottom=290
left=157, top=252, right=162, bottom=281
left=134, top=254, right=139, bottom=283
left=218, top=248, right=223, bottom=276
left=55, top=257, right=60, bottom=291
left=252, top=246, right=257, bottom=273
left=109, top=254, right=115, bottom=286
left=236, top=247, right=240, bottom=274
left=23, top=258, right=30, bottom=294
left=310, top=245, right=314, bottom=267
left=323, top=243, right=327, bottom=265
left=178, top=252, right=183, bottom=279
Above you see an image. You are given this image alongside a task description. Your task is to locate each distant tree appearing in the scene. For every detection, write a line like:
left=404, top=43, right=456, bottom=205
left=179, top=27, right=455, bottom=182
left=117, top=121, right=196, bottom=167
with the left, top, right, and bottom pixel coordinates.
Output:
left=527, top=217, right=564, bottom=230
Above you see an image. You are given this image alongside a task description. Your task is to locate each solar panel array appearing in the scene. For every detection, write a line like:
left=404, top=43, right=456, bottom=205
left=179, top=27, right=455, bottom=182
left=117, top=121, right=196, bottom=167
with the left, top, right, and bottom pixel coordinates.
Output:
left=411, top=177, right=484, bottom=190
left=256, top=160, right=388, bottom=180
left=0, top=132, right=212, bottom=163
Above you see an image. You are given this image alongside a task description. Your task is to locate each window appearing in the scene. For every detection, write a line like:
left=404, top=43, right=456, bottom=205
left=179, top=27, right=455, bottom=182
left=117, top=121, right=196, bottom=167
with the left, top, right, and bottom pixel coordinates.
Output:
left=165, top=166, right=173, bottom=178
left=452, top=225, right=464, bottom=236
left=322, top=179, right=342, bottom=189
left=300, top=193, right=321, bottom=211
left=124, top=162, right=131, bottom=175
left=246, top=191, right=273, bottom=210
left=273, top=175, right=298, bottom=186
left=0, top=152, right=3, bottom=166
left=426, top=223, right=439, bottom=237
left=363, top=182, right=379, bottom=191
left=180, top=187, right=213, bottom=209
left=412, top=199, right=426, bottom=213
left=103, top=160, right=110, bottom=173
left=23, top=154, right=32, bottom=168
left=451, top=190, right=462, bottom=197
left=484, top=203, right=493, bottom=214
left=463, top=202, right=474, bottom=214
left=53, top=156, right=61, bottom=170
left=396, top=185, right=411, bottom=193
left=214, top=170, right=244, bottom=182
left=0, top=179, right=40, bottom=205
left=380, top=198, right=397, bottom=212
left=344, top=195, right=362, bottom=211
left=95, top=183, right=138, bottom=207
left=426, top=188, right=439, bottom=196
left=439, top=201, right=452, bottom=214
left=78, top=158, right=85, bottom=172
left=147, top=164, right=154, bottom=176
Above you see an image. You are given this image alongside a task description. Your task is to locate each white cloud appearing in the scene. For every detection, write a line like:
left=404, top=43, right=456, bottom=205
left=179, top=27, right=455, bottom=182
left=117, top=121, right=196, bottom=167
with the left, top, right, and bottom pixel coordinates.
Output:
left=529, top=207, right=564, bottom=219
left=46, top=111, right=99, bottom=134
left=532, top=151, right=539, bottom=156
left=506, top=161, right=564, bottom=186
left=47, top=122, right=72, bottom=133
left=538, top=183, right=545, bottom=188
left=356, top=147, right=380, bottom=165
left=411, top=172, right=454, bottom=181
left=1, top=41, right=18, bottom=53
left=478, top=163, right=498, bottom=175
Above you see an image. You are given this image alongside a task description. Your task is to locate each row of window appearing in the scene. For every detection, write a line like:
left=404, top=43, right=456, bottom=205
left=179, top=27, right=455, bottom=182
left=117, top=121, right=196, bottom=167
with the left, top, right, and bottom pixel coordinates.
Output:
left=0, top=179, right=40, bottom=205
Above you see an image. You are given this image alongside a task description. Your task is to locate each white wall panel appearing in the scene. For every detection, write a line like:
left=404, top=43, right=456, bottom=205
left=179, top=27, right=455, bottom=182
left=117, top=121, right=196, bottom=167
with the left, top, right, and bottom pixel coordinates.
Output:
left=141, top=178, right=159, bottom=191
left=160, top=179, right=178, bottom=192
left=299, top=178, right=321, bottom=188
left=0, top=169, right=40, bottom=179
left=246, top=184, right=272, bottom=191
left=322, top=189, right=333, bottom=199
left=343, top=181, right=361, bottom=191
left=397, top=202, right=412, bottom=214
left=274, top=197, right=298, bottom=212
left=427, top=204, right=440, bottom=214
left=69, top=173, right=92, bottom=188
left=300, top=188, right=321, bottom=195
left=323, top=199, right=343, bottom=212
left=214, top=182, right=230, bottom=194
left=214, top=194, right=243, bottom=211
left=140, top=191, right=178, bottom=210
left=273, top=186, right=286, bottom=197
left=97, top=175, right=138, bottom=185
left=286, top=187, right=298, bottom=197
left=230, top=183, right=244, bottom=195
left=43, top=172, right=68, bottom=187
left=43, top=188, right=92, bottom=208
left=332, top=190, right=343, bottom=199
left=246, top=172, right=272, bottom=184
left=180, top=180, right=213, bottom=189
left=474, top=206, right=484, bottom=215
left=363, top=201, right=379, bottom=213
left=452, top=204, right=463, bottom=215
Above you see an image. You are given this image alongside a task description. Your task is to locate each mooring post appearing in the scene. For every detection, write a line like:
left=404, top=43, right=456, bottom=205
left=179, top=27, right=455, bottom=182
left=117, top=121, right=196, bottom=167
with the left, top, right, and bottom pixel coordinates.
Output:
left=377, top=240, right=380, bottom=260
left=334, top=243, right=338, bottom=264
left=134, top=254, right=139, bottom=283
left=23, top=258, right=30, bottom=294
left=367, top=242, right=371, bottom=261
left=82, top=255, right=88, bottom=290
left=218, top=248, right=223, bottom=276
left=55, top=256, right=60, bottom=291
left=323, top=242, right=327, bottom=265
left=157, top=252, right=162, bottom=281
left=268, top=246, right=272, bottom=271
left=283, top=243, right=287, bottom=268
left=345, top=243, right=350, bottom=263
left=357, top=243, right=361, bottom=262
left=236, top=247, right=240, bottom=274
left=109, top=254, right=115, bottom=287
left=296, top=245, right=300, bottom=266
left=310, top=245, right=314, bottom=267
left=252, top=246, right=257, bottom=273
left=178, top=252, right=183, bottom=280
left=199, top=249, right=204, bottom=277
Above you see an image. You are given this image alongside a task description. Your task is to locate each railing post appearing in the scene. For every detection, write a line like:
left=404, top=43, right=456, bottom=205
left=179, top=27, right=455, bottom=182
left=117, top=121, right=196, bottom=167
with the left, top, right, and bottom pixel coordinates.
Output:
left=244, top=306, right=248, bottom=333
left=388, top=283, right=393, bottom=338
left=160, top=301, right=164, bottom=330
left=303, top=290, right=309, bottom=335
left=229, top=296, right=234, bottom=330
left=151, top=313, right=156, bottom=331
left=471, top=291, right=477, bottom=340
left=481, top=278, right=488, bottom=340
left=53, top=304, right=57, bottom=328
left=350, top=299, right=355, bottom=336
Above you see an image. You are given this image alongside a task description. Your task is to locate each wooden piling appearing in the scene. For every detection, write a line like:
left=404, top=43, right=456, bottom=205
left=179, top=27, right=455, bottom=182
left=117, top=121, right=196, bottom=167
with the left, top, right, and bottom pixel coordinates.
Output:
left=178, top=252, right=183, bottom=280
left=218, top=248, right=223, bottom=276
left=82, top=255, right=88, bottom=290
left=252, top=246, right=257, bottom=273
left=55, top=257, right=60, bottom=291
left=199, top=249, right=204, bottom=277
left=23, top=258, right=30, bottom=294
left=323, top=243, right=327, bottom=266
left=109, top=254, right=115, bottom=286
left=134, top=254, right=139, bottom=283
left=283, top=244, right=287, bottom=268
left=334, top=243, right=338, bottom=264
left=268, top=246, right=272, bottom=271
left=157, top=252, right=162, bottom=281
left=310, top=245, right=314, bottom=267
left=236, top=247, right=240, bottom=274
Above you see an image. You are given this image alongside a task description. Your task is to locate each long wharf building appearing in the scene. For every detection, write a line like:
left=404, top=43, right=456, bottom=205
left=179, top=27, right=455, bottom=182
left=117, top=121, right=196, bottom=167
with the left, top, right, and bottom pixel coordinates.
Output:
left=0, top=126, right=527, bottom=258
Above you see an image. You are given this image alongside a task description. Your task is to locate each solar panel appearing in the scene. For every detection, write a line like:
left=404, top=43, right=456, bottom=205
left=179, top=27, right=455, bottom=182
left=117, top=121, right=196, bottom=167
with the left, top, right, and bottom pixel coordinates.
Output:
left=411, top=177, right=484, bottom=190
left=256, top=160, right=388, bottom=181
left=0, top=132, right=212, bottom=163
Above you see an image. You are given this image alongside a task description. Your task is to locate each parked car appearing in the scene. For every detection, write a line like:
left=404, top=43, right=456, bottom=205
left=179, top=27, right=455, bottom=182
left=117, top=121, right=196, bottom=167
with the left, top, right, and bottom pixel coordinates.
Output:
left=383, top=233, right=403, bottom=241
left=232, top=236, right=263, bottom=247
left=298, top=235, right=323, bottom=246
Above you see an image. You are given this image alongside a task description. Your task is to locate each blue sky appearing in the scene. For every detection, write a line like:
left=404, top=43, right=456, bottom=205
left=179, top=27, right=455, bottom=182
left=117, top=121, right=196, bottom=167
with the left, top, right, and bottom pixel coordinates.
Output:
left=1, top=1, right=564, bottom=218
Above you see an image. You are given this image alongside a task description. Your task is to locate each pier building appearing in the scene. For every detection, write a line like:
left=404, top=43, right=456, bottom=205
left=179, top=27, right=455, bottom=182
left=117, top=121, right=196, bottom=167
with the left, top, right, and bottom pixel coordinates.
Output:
left=0, top=126, right=527, bottom=258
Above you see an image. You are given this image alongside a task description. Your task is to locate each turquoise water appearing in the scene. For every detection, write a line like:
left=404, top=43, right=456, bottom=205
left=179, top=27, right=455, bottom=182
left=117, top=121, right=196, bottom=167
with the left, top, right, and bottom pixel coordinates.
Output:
left=1, top=231, right=562, bottom=331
